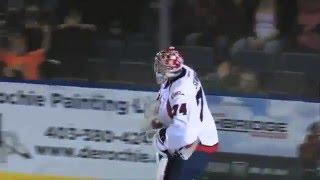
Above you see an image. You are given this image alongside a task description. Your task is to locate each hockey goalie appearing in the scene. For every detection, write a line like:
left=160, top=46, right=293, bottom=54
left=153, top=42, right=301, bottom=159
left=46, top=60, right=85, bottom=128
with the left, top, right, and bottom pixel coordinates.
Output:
left=142, top=47, right=219, bottom=180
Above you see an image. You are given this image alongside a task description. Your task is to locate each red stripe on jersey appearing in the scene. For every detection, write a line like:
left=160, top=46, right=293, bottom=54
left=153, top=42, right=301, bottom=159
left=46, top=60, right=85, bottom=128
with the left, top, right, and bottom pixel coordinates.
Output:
left=196, top=143, right=219, bottom=154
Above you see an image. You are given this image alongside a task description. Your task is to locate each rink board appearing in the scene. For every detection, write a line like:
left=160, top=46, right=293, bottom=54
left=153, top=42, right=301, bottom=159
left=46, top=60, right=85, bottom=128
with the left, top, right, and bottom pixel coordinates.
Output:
left=0, top=171, right=92, bottom=180
left=0, top=80, right=318, bottom=179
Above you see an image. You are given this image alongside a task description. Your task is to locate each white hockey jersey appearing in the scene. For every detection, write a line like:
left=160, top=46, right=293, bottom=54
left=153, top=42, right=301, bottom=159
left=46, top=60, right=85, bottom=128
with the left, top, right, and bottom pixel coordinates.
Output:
left=157, top=65, right=219, bottom=151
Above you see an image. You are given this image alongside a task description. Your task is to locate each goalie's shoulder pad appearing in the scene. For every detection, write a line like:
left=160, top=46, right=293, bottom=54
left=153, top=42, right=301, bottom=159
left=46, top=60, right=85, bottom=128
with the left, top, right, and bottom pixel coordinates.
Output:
left=169, top=78, right=194, bottom=101
left=170, top=91, right=185, bottom=100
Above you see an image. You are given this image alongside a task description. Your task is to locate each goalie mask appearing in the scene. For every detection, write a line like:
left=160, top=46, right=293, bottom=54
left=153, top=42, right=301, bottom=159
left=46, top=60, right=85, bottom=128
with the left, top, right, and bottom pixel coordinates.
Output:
left=154, top=46, right=184, bottom=84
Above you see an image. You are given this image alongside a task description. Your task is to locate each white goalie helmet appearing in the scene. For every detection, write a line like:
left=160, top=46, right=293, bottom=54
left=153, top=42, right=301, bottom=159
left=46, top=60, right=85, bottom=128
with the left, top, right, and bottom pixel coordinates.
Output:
left=154, top=46, right=184, bottom=84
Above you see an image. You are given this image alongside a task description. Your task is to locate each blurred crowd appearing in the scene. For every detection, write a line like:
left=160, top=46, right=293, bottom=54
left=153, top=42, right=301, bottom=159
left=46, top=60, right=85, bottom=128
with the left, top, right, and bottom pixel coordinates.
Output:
left=173, top=0, right=320, bottom=98
left=0, top=0, right=151, bottom=81
left=0, top=0, right=318, bottom=99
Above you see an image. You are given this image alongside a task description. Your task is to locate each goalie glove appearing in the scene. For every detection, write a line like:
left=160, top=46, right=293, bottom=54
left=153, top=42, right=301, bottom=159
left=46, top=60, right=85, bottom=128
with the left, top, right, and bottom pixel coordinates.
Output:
left=175, top=139, right=199, bottom=160
left=141, top=99, right=162, bottom=132
left=153, top=128, right=170, bottom=157
left=154, top=128, right=173, bottom=158
left=153, top=128, right=198, bottom=160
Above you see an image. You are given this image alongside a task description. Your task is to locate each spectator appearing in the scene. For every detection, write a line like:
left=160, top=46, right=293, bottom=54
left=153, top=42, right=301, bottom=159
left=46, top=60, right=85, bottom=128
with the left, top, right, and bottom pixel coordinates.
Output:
left=212, top=0, right=253, bottom=64
left=237, top=70, right=260, bottom=93
left=231, top=0, right=282, bottom=55
left=51, top=9, right=96, bottom=79
left=107, top=20, right=123, bottom=39
left=202, top=61, right=240, bottom=92
left=299, top=121, right=320, bottom=180
left=0, top=13, right=6, bottom=48
left=204, top=61, right=232, bottom=80
left=184, top=0, right=215, bottom=46
left=198, top=0, right=256, bottom=88
left=295, top=0, right=320, bottom=53
left=24, top=4, right=43, bottom=51
left=203, top=61, right=263, bottom=94
left=0, top=25, right=50, bottom=80
left=172, top=0, right=215, bottom=46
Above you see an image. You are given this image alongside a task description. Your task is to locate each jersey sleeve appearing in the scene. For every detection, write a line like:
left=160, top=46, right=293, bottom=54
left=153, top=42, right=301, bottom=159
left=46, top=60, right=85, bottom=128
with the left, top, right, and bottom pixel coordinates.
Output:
left=164, top=84, right=199, bottom=151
